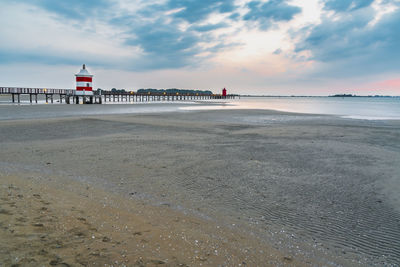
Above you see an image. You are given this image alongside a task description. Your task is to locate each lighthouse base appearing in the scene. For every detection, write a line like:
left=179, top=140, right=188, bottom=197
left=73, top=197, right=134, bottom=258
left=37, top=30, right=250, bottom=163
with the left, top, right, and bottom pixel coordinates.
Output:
left=75, top=90, right=93, bottom=96
left=66, top=95, right=102, bottom=104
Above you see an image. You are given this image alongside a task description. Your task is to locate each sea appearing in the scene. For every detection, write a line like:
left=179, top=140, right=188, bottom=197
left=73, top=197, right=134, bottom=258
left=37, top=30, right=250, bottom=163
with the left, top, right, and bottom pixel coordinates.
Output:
left=183, top=96, right=400, bottom=120
left=0, top=95, right=400, bottom=121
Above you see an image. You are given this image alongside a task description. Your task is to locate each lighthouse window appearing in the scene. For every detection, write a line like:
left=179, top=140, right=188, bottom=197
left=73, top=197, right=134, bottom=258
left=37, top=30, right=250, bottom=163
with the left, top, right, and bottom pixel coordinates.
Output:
left=86, top=83, right=90, bottom=87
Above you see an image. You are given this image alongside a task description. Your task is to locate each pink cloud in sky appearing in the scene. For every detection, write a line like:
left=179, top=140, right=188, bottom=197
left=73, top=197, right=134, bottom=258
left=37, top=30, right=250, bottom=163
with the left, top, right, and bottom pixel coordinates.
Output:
left=374, top=79, right=400, bottom=89
left=359, top=78, right=400, bottom=95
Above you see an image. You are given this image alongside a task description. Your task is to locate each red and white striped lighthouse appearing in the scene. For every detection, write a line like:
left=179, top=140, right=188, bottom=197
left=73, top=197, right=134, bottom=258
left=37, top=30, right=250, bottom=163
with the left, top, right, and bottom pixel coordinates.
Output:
left=75, top=64, right=93, bottom=96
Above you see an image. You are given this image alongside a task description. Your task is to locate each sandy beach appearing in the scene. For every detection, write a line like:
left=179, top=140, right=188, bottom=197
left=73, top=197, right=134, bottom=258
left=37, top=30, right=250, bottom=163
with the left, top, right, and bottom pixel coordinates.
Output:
left=1, top=174, right=293, bottom=266
left=1, top=108, right=400, bottom=266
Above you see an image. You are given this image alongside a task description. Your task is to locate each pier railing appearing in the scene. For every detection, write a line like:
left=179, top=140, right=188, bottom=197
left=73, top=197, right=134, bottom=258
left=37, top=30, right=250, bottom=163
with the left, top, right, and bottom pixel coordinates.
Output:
left=0, top=87, right=74, bottom=95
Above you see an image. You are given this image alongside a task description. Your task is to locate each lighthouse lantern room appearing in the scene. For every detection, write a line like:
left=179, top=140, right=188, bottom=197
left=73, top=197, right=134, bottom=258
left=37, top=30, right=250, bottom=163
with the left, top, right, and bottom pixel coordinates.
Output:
left=75, top=64, right=93, bottom=96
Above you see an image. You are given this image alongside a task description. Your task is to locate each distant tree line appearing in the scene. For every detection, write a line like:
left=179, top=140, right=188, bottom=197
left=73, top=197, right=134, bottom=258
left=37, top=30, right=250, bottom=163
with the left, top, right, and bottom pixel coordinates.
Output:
left=330, top=94, right=354, bottom=97
left=96, top=88, right=213, bottom=95
left=329, top=94, right=396, bottom=97
left=137, top=88, right=213, bottom=95
left=96, top=88, right=127, bottom=93
left=111, top=88, right=127, bottom=93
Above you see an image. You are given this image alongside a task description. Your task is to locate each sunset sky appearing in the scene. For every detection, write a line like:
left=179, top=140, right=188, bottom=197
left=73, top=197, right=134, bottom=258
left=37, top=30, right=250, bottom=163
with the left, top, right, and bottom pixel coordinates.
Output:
left=0, top=0, right=399, bottom=95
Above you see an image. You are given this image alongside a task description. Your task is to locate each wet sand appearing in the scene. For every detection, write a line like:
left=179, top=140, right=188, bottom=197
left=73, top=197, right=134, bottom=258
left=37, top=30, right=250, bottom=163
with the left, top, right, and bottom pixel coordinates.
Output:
left=0, top=174, right=293, bottom=266
left=1, top=109, right=400, bottom=266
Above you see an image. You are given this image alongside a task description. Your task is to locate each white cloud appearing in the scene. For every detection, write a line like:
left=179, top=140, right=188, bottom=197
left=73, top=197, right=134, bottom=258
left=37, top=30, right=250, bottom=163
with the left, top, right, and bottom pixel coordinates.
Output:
left=0, top=1, right=140, bottom=66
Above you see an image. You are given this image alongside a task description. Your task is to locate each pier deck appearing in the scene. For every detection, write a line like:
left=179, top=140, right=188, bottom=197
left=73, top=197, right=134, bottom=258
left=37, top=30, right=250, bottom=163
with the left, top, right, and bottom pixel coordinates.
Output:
left=0, top=87, right=238, bottom=104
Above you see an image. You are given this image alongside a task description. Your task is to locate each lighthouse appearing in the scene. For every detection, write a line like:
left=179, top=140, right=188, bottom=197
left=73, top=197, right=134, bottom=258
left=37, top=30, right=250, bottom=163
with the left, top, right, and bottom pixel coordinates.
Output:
left=75, top=64, right=93, bottom=96
left=222, top=88, right=227, bottom=97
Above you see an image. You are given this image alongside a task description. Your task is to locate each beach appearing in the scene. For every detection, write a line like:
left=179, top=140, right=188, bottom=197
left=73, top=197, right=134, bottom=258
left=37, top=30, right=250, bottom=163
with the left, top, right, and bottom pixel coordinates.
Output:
left=1, top=107, right=400, bottom=266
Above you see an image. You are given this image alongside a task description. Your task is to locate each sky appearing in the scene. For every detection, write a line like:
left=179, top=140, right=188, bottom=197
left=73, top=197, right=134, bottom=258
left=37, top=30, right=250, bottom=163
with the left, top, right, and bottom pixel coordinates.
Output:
left=0, top=0, right=399, bottom=95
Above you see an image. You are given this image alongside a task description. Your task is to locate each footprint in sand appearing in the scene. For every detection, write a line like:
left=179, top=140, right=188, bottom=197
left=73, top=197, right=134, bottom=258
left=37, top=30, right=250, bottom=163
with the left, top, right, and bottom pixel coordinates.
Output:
left=0, top=209, right=13, bottom=215
left=16, top=217, right=27, bottom=223
left=102, top=236, right=111, bottom=242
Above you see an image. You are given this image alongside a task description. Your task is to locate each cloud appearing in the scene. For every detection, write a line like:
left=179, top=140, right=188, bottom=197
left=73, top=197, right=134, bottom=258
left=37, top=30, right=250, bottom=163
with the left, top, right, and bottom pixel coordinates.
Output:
left=191, top=22, right=229, bottom=32
left=0, top=0, right=302, bottom=71
left=297, top=9, right=373, bottom=61
left=243, top=0, right=302, bottom=29
left=295, top=3, right=400, bottom=78
left=124, top=19, right=202, bottom=69
left=0, top=50, right=78, bottom=65
left=324, top=0, right=375, bottom=12
left=111, top=0, right=241, bottom=70
left=0, top=0, right=241, bottom=71
left=373, top=78, right=400, bottom=89
left=6, top=0, right=112, bottom=20
left=167, top=0, right=236, bottom=23
left=0, top=1, right=137, bottom=69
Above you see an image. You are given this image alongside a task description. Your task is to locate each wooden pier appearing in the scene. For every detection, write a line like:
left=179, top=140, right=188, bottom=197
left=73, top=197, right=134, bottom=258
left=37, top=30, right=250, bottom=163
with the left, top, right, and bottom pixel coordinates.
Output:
left=0, top=87, right=238, bottom=104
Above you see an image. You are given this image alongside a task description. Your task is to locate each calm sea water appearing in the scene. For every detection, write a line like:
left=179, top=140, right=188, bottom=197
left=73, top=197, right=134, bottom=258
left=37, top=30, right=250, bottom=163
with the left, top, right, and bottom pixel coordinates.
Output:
left=0, top=95, right=399, bottom=120
left=183, top=96, right=400, bottom=120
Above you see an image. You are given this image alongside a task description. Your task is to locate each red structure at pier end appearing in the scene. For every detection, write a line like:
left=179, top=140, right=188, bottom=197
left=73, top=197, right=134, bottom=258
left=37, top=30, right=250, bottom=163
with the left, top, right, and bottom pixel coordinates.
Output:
left=222, top=88, right=227, bottom=97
